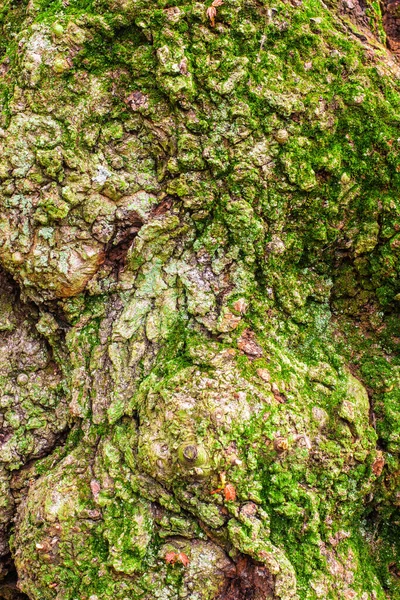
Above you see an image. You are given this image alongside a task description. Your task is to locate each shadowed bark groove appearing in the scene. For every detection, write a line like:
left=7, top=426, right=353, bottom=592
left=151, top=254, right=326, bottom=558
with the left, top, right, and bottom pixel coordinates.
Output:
left=217, top=557, right=275, bottom=600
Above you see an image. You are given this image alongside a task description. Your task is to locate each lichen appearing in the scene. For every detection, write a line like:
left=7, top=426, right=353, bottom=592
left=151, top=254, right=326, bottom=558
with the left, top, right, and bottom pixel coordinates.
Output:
left=0, top=0, right=400, bottom=597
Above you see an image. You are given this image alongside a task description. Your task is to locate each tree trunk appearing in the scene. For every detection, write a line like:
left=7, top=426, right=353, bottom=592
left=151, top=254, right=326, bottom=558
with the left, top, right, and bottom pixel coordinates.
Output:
left=0, top=0, right=399, bottom=598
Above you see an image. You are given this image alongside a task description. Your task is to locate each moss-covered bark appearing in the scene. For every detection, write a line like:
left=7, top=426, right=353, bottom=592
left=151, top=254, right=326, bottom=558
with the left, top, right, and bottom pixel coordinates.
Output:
left=0, top=0, right=400, bottom=597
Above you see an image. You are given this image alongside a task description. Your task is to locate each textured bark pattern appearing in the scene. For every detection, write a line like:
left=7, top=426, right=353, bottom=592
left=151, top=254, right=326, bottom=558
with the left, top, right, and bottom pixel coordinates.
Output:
left=0, top=0, right=399, bottom=598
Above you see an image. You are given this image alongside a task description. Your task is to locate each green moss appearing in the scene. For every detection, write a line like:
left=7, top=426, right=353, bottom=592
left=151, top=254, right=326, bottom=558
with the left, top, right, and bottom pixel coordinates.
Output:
left=2, top=0, right=400, bottom=595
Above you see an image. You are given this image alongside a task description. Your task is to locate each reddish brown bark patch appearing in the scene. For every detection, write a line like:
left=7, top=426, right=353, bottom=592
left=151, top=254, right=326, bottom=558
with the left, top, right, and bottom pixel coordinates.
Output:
left=217, top=556, right=275, bottom=600
left=383, top=0, right=400, bottom=53
left=237, top=330, right=263, bottom=359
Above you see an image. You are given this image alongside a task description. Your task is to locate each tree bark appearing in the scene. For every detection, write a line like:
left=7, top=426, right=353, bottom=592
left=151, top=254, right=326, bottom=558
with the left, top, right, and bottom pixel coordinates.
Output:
left=0, top=0, right=399, bottom=598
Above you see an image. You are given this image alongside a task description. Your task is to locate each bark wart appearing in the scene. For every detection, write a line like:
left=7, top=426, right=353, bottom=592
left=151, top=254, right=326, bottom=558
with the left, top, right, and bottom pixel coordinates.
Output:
left=0, top=0, right=399, bottom=598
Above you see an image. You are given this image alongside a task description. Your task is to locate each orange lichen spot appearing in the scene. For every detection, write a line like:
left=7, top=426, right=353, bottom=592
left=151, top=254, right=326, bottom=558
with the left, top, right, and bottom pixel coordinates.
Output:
left=165, top=551, right=178, bottom=564
left=165, top=551, right=190, bottom=567
left=206, top=0, right=223, bottom=27
left=224, top=483, right=237, bottom=501
left=372, top=451, right=385, bottom=477
left=177, top=552, right=190, bottom=567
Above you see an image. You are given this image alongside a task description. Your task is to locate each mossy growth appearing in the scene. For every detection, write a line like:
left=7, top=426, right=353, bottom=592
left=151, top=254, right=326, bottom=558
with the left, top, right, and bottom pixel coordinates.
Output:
left=1, top=0, right=400, bottom=597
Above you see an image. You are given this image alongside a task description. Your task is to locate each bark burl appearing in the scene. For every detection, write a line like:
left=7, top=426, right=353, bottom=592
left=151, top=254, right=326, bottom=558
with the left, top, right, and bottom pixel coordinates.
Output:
left=0, top=0, right=400, bottom=598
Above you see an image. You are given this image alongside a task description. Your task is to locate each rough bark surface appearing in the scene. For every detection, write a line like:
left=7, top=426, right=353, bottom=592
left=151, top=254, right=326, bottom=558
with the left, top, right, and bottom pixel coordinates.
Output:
left=0, top=0, right=399, bottom=598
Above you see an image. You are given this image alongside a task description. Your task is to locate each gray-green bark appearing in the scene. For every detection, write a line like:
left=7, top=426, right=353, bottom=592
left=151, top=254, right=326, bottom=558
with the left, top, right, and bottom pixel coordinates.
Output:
left=0, top=0, right=399, bottom=598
